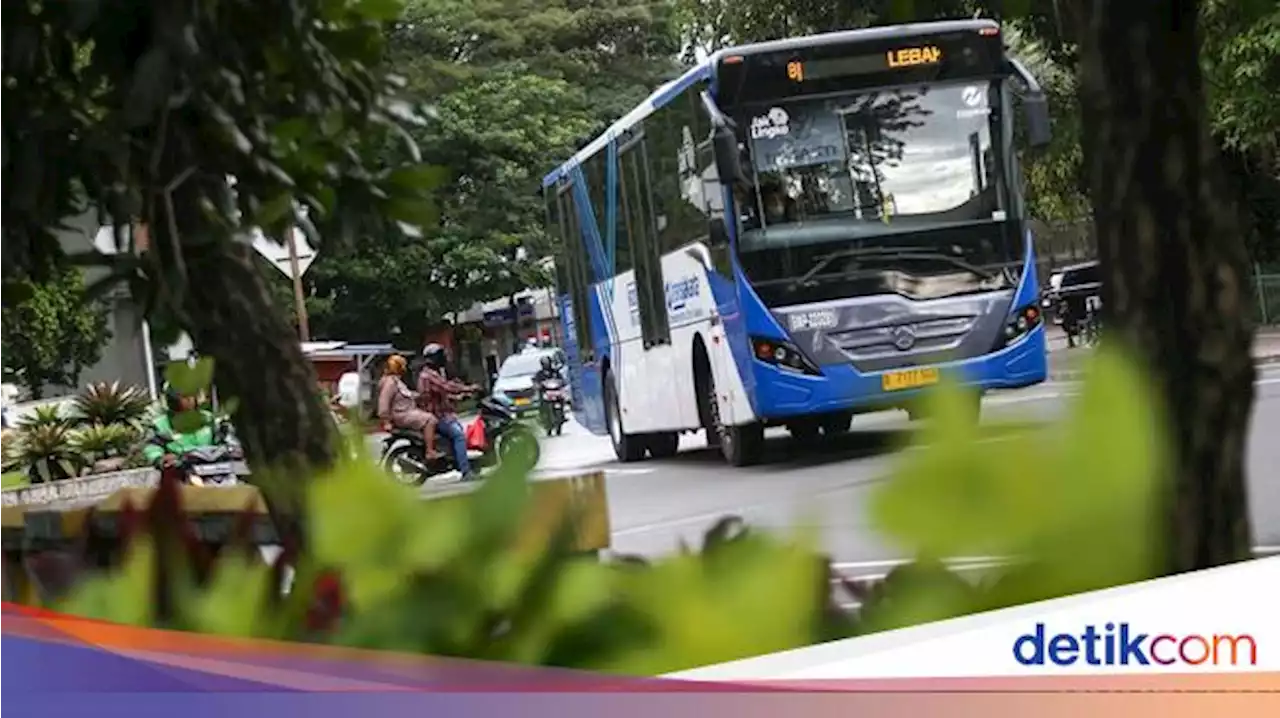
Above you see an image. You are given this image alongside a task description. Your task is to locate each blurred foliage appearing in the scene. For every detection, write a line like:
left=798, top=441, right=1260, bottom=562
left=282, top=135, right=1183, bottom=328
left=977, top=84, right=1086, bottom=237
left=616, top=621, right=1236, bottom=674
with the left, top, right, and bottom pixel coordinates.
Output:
left=860, top=348, right=1164, bottom=631
left=15, top=347, right=1166, bottom=674
left=0, top=263, right=112, bottom=400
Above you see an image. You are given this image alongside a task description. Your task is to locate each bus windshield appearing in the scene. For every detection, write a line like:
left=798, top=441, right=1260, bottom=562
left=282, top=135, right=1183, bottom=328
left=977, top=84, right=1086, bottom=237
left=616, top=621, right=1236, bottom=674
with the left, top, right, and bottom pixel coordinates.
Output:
left=737, top=80, right=1006, bottom=251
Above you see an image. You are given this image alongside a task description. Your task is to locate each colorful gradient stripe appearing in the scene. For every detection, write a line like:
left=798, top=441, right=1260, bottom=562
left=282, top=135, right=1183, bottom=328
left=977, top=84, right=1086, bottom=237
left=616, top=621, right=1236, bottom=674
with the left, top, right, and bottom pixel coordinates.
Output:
left=3, top=602, right=1277, bottom=717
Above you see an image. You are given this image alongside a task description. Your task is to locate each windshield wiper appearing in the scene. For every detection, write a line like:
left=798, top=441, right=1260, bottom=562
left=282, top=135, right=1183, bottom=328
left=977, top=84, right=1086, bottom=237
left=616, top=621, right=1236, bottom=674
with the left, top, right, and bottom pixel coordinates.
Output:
left=788, top=246, right=995, bottom=290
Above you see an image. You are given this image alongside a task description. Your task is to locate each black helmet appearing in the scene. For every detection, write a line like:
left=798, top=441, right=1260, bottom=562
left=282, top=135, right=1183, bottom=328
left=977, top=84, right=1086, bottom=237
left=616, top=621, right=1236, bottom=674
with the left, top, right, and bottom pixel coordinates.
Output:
left=540, top=356, right=553, bottom=370
left=421, top=343, right=447, bottom=369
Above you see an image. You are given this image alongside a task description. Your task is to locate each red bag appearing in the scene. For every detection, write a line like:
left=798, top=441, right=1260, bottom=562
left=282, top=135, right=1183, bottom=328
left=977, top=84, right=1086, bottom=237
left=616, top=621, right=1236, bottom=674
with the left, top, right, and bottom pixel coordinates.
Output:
left=465, top=416, right=487, bottom=451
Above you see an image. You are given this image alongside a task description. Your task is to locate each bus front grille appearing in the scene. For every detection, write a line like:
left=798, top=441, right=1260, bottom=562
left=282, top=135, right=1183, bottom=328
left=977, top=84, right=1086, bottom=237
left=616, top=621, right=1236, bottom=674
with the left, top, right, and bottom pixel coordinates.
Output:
left=829, top=316, right=976, bottom=363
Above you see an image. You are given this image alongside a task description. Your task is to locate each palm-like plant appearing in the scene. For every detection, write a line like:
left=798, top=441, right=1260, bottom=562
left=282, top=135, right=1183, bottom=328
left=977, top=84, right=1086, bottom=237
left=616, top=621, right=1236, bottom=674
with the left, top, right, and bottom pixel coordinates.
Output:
left=8, top=423, right=81, bottom=483
left=72, top=423, right=142, bottom=473
left=73, top=382, right=152, bottom=427
left=17, top=404, right=72, bottom=430
left=0, top=427, right=18, bottom=473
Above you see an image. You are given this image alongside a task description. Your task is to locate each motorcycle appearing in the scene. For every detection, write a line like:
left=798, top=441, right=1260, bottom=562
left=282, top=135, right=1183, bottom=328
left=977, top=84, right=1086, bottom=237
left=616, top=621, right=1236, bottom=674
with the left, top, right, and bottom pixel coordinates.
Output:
left=177, top=444, right=251, bottom=486
left=154, top=420, right=250, bottom=486
left=537, top=376, right=568, bottom=436
left=379, top=394, right=525, bottom=487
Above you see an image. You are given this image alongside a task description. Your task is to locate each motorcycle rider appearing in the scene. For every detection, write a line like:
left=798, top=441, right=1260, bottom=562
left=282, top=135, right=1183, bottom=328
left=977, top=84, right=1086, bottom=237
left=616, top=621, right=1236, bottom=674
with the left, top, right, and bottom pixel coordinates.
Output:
left=418, top=343, right=483, bottom=481
left=532, top=356, right=561, bottom=385
left=142, top=385, right=219, bottom=469
left=532, top=356, right=563, bottom=428
left=376, top=354, right=441, bottom=460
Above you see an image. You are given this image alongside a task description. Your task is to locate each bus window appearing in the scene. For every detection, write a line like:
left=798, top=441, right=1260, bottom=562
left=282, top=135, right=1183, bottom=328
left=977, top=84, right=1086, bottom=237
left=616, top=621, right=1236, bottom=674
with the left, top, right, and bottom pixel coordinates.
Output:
left=546, top=192, right=571, bottom=296
left=619, top=139, right=670, bottom=348
left=558, top=185, right=595, bottom=361
left=621, top=134, right=669, bottom=347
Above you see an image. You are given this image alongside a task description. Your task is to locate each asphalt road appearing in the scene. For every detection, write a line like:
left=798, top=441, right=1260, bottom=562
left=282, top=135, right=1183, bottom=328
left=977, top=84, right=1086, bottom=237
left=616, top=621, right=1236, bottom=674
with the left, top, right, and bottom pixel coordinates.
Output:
left=530, top=365, right=1280, bottom=576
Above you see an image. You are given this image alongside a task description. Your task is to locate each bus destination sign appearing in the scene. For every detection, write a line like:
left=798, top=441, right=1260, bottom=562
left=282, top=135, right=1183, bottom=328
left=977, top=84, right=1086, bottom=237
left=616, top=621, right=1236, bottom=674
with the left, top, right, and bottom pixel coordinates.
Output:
left=887, top=45, right=942, bottom=68
left=787, top=45, right=944, bottom=83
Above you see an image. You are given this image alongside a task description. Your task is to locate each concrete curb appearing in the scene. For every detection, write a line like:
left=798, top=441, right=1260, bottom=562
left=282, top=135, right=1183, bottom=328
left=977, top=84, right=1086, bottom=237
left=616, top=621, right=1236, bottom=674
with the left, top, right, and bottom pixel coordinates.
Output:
left=1048, top=353, right=1280, bottom=383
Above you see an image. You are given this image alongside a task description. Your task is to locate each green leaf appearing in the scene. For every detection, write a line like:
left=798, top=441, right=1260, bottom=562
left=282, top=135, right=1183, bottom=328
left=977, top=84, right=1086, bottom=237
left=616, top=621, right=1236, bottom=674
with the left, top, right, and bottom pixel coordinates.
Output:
left=254, top=193, right=296, bottom=228
left=165, top=357, right=215, bottom=396
left=356, top=0, right=406, bottom=22
left=188, top=555, right=273, bottom=637
left=386, top=165, right=449, bottom=191
left=58, top=537, right=156, bottom=625
left=869, top=381, right=1042, bottom=557
left=219, top=396, right=241, bottom=417
left=172, top=410, right=206, bottom=434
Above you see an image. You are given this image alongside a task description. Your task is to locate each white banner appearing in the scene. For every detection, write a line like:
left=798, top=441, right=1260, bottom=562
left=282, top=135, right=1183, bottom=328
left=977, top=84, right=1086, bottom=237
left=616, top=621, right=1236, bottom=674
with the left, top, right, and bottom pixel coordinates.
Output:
left=669, top=556, right=1280, bottom=680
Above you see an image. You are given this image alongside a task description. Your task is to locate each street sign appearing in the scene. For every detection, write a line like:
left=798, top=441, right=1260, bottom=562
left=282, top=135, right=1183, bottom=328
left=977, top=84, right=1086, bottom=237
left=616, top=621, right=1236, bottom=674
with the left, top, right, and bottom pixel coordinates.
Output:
left=251, top=227, right=316, bottom=277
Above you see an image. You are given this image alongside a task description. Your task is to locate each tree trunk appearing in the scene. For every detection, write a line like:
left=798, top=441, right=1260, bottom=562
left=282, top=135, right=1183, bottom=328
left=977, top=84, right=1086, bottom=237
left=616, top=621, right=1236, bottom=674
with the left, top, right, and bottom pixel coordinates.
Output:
left=144, top=165, right=336, bottom=555
left=1076, top=0, right=1256, bottom=573
left=179, top=240, right=336, bottom=475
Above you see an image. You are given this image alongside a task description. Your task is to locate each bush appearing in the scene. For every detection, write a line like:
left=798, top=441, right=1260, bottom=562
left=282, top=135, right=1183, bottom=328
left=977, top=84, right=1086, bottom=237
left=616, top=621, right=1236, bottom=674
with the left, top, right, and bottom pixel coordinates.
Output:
left=5, top=422, right=81, bottom=483
left=17, top=404, right=71, bottom=430
left=20, top=350, right=1165, bottom=674
left=72, top=423, right=144, bottom=473
left=73, top=382, right=151, bottom=428
left=1, top=429, right=16, bottom=470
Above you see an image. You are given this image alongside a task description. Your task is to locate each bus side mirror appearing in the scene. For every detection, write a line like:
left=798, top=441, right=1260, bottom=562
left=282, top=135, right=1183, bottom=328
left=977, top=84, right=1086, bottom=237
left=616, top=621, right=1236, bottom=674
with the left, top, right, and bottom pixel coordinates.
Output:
left=1024, top=93, right=1052, bottom=148
left=713, top=126, right=749, bottom=186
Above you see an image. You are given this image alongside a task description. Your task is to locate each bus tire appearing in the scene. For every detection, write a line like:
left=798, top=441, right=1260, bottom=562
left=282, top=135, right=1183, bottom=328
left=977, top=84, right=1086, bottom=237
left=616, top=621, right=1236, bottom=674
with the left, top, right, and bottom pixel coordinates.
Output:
left=646, top=431, right=679, bottom=459
left=821, top=412, right=853, bottom=435
left=722, top=422, right=765, bottom=467
left=605, top=370, right=646, bottom=463
left=788, top=419, right=820, bottom=444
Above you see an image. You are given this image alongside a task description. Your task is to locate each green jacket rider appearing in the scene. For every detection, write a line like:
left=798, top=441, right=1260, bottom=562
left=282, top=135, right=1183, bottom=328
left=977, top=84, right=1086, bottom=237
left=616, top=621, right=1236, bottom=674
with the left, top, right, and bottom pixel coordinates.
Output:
left=142, top=386, right=219, bottom=467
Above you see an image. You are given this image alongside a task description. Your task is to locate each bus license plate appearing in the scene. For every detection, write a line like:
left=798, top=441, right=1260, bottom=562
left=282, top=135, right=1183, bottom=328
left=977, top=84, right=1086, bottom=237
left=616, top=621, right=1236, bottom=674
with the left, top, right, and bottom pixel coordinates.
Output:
left=881, top=367, right=940, bottom=392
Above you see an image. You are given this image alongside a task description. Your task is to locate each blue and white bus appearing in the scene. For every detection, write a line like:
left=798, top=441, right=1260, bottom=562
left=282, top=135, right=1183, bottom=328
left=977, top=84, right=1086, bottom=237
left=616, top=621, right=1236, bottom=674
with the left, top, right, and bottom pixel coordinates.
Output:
left=542, top=19, right=1053, bottom=466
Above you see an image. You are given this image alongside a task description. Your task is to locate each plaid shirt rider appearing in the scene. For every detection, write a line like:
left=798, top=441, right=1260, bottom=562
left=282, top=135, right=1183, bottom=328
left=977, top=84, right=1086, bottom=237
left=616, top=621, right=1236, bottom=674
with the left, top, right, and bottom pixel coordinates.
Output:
left=417, top=366, right=470, bottom=419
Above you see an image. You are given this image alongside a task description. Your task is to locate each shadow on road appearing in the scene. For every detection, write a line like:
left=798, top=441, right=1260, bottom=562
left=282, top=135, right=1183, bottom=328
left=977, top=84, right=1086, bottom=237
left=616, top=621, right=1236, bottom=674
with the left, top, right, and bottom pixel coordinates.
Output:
left=650, top=419, right=1048, bottom=472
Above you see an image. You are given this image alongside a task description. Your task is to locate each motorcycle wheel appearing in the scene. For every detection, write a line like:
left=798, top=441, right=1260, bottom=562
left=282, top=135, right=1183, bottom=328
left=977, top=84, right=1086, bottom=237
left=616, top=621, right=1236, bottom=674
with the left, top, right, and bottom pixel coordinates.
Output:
left=382, top=444, right=429, bottom=487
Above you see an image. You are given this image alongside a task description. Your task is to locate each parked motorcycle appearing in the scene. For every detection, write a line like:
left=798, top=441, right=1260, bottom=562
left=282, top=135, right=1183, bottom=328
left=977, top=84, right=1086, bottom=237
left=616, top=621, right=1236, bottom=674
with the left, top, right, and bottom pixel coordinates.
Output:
left=379, top=395, right=526, bottom=487
left=538, top=377, right=568, bottom=436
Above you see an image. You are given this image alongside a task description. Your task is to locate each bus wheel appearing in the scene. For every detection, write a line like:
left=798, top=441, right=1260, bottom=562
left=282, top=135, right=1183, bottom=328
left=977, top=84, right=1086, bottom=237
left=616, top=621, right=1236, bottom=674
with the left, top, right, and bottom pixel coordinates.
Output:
left=788, top=419, right=820, bottom=443
left=722, top=423, right=765, bottom=466
left=821, top=412, right=853, bottom=435
left=605, top=371, right=646, bottom=463
left=698, top=357, right=763, bottom=466
left=646, top=432, right=679, bottom=459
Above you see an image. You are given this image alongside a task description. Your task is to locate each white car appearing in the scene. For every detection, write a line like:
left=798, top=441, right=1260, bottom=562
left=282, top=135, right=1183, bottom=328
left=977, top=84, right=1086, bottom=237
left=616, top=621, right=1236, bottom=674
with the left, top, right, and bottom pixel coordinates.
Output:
left=491, top=348, right=566, bottom=414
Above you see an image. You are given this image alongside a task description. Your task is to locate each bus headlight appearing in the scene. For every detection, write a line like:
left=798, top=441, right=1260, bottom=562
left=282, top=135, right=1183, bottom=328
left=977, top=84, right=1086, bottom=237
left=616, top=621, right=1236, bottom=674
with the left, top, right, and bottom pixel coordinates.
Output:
left=751, top=336, right=822, bottom=375
left=1000, top=303, right=1043, bottom=345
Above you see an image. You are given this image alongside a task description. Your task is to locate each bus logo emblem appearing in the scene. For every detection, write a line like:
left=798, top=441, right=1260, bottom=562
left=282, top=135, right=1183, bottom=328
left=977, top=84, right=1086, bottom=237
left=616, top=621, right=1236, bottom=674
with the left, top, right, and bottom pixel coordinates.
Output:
left=750, top=108, right=790, bottom=140
left=891, top=325, right=917, bottom=351
left=962, top=86, right=984, bottom=107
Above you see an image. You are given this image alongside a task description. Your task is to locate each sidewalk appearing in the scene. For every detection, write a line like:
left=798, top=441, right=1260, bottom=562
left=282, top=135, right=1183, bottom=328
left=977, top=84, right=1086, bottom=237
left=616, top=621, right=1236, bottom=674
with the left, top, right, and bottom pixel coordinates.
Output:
left=1047, top=325, right=1280, bottom=381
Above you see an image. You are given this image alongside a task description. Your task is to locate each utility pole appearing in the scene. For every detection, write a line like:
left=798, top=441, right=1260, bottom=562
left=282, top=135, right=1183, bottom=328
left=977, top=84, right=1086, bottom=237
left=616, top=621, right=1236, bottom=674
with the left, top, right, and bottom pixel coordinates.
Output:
left=287, top=228, right=311, bottom=342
